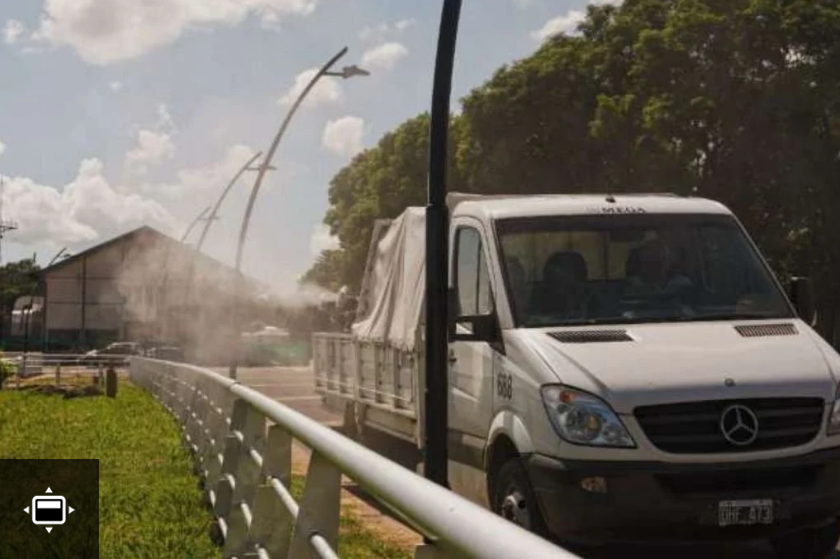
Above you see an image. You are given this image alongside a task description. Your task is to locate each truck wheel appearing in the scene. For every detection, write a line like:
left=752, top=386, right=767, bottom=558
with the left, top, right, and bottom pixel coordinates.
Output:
left=770, top=520, right=840, bottom=559
left=491, top=458, right=549, bottom=538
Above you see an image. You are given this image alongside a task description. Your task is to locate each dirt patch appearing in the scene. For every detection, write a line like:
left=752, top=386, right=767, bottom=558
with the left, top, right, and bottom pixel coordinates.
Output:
left=291, top=442, right=423, bottom=551
left=17, top=384, right=103, bottom=399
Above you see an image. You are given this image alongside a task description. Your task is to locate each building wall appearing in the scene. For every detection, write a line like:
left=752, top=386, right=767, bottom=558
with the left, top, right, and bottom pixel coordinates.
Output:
left=42, top=227, right=264, bottom=353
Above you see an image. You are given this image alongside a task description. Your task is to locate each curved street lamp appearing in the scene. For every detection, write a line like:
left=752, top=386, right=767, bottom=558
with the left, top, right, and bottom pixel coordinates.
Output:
left=181, top=152, right=265, bottom=361
left=180, top=206, right=212, bottom=244
left=194, top=151, right=265, bottom=255
left=228, top=46, right=370, bottom=379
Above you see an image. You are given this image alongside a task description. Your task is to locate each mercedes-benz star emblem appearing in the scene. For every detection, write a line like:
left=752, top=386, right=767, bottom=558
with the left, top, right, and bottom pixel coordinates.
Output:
left=720, top=404, right=759, bottom=446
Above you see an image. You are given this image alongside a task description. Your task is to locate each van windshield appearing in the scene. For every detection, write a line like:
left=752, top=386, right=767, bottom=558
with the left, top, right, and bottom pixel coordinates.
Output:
left=496, top=213, right=794, bottom=328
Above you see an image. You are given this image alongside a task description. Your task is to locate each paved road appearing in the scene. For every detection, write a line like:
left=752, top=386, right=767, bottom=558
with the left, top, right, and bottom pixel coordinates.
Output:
left=222, top=365, right=840, bottom=559
left=211, top=365, right=341, bottom=425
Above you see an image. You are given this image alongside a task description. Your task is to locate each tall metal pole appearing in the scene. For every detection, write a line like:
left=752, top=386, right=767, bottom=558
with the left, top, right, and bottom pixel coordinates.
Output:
left=180, top=206, right=212, bottom=243
left=194, top=152, right=264, bottom=255
left=228, top=47, right=350, bottom=380
left=425, top=0, right=463, bottom=490
left=183, top=152, right=263, bottom=363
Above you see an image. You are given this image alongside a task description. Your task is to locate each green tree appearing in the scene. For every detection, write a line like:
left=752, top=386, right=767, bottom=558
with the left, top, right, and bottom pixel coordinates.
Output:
left=308, top=113, right=463, bottom=291
left=305, top=0, right=840, bottom=345
left=0, top=258, right=40, bottom=347
left=299, top=250, right=345, bottom=291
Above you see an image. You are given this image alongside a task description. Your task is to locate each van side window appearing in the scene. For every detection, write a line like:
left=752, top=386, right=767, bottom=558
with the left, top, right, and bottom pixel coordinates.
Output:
left=456, top=227, right=493, bottom=317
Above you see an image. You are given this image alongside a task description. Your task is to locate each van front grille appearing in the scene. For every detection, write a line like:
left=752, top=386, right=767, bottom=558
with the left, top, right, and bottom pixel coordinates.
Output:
left=635, top=398, right=824, bottom=454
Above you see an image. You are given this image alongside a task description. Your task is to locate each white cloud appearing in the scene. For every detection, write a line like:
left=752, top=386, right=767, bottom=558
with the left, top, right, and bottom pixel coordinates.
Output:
left=358, top=18, right=415, bottom=42
left=1, top=159, right=175, bottom=248
left=126, top=130, right=175, bottom=172
left=125, top=103, right=178, bottom=173
left=532, top=0, right=623, bottom=41
left=322, top=116, right=365, bottom=159
left=156, top=103, right=176, bottom=131
left=310, top=223, right=339, bottom=255
left=532, top=10, right=585, bottom=40
left=3, top=19, right=26, bottom=45
left=394, top=18, right=416, bottom=32
left=159, top=143, right=258, bottom=197
left=28, top=0, right=318, bottom=65
left=0, top=141, right=6, bottom=158
left=361, top=42, right=408, bottom=72
left=278, top=67, right=343, bottom=109
left=109, top=81, right=123, bottom=92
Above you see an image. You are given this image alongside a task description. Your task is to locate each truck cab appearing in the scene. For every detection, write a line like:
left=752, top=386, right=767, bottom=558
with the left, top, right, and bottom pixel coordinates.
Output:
left=314, top=193, right=840, bottom=557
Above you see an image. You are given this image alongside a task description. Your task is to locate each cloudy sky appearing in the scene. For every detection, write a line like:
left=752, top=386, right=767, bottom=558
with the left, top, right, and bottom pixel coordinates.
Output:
left=0, top=0, right=603, bottom=294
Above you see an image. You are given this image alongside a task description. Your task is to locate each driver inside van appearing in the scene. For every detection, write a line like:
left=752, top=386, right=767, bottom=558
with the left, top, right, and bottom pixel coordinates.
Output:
left=625, top=238, right=693, bottom=296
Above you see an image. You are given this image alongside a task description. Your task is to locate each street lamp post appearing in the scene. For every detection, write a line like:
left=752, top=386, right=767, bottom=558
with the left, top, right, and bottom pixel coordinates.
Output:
left=227, top=46, right=370, bottom=379
left=194, top=152, right=266, bottom=255
left=180, top=206, right=212, bottom=243
left=182, top=152, right=266, bottom=363
left=424, top=0, right=463, bottom=492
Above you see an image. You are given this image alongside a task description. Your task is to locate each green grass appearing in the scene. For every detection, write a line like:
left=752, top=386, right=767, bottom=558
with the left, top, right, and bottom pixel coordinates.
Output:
left=0, top=381, right=412, bottom=559
left=0, top=382, right=219, bottom=558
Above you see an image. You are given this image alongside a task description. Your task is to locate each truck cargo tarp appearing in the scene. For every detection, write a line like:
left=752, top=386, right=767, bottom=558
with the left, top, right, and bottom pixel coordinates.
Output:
left=351, top=207, right=425, bottom=351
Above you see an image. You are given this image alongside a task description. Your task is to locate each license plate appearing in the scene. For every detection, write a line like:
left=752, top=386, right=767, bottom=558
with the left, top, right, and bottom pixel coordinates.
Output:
left=717, top=499, right=774, bottom=527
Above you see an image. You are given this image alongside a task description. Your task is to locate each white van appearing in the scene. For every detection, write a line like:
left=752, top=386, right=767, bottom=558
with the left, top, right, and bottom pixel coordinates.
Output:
left=313, top=193, right=840, bottom=558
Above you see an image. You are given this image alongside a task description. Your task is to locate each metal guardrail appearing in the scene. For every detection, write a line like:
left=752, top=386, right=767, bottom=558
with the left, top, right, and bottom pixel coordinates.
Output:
left=130, top=357, right=581, bottom=559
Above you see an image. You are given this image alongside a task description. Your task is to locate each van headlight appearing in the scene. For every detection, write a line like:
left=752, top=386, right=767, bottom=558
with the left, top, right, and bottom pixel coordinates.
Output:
left=540, top=386, right=636, bottom=448
left=828, top=383, right=840, bottom=436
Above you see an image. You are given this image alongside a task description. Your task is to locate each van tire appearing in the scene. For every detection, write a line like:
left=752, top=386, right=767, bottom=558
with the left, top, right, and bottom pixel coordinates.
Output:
left=770, top=520, right=840, bottom=559
left=491, top=458, right=550, bottom=538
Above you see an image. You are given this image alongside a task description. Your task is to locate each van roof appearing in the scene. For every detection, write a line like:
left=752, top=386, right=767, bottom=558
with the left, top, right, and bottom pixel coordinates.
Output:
left=446, top=192, right=731, bottom=221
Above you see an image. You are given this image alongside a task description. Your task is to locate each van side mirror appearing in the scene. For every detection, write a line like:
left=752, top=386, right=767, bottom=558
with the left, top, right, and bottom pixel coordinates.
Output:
left=451, top=314, right=500, bottom=343
left=789, top=276, right=816, bottom=326
left=448, top=287, right=499, bottom=342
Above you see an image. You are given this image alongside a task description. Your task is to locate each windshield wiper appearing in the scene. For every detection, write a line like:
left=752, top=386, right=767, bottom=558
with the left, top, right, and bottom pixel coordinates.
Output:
left=690, top=313, right=792, bottom=322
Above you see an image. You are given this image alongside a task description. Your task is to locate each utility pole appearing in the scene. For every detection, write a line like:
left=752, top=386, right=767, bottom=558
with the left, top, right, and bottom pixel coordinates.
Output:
left=0, top=178, right=20, bottom=267
left=0, top=177, right=20, bottom=347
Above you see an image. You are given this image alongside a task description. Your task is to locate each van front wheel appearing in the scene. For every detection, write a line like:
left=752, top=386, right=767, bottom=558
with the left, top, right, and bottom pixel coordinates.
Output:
left=491, top=458, right=549, bottom=538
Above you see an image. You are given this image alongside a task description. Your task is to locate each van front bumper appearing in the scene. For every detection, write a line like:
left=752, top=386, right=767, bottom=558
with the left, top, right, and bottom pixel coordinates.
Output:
left=526, top=446, right=840, bottom=545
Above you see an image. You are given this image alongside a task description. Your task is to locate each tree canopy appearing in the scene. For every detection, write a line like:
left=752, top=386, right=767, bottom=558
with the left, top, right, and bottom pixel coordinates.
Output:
left=0, top=257, right=40, bottom=345
left=304, top=0, right=840, bottom=345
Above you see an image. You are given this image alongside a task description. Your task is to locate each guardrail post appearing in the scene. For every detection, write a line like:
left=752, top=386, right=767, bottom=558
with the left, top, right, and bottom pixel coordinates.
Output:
left=55, top=363, right=61, bottom=386
left=250, top=425, right=294, bottom=557
left=184, top=374, right=206, bottom=458
left=288, top=450, right=341, bottom=559
left=222, top=403, right=266, bottom=557
left=203, top=384, right=234, bottom=500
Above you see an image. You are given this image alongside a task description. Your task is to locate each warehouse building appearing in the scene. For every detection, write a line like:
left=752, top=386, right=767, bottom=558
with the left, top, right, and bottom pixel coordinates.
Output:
left=36, top=225, right=266, bottom=363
